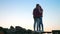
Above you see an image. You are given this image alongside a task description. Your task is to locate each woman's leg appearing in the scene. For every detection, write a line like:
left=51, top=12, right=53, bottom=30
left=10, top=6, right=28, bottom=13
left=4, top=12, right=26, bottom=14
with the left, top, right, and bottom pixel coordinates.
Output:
left=39, top=17, right=44, bottom=32
left=41, top=23, right=44, bottom=31
left=40, top=17, right=44, bottom=31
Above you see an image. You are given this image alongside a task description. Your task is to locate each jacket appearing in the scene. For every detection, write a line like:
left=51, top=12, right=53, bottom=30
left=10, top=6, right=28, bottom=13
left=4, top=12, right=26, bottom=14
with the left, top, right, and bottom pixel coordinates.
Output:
left=33, top=8, right=43, bottom=18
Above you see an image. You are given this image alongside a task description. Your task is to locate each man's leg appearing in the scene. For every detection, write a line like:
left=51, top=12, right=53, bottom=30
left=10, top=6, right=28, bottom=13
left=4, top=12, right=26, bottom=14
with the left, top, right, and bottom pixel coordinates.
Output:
left=34, top=18, right=37, bottom=31
left=37, top=18, right=39, bottom=31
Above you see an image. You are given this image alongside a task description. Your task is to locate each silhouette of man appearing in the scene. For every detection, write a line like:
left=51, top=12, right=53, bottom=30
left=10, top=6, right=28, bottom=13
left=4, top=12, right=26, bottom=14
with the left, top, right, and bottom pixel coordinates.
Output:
left=33, top=4, right=43, bottom=32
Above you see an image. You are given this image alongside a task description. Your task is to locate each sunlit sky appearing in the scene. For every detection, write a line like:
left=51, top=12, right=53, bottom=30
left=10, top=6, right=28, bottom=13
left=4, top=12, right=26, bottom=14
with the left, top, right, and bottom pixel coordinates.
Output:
left=0, top=0, right=60, bottom=31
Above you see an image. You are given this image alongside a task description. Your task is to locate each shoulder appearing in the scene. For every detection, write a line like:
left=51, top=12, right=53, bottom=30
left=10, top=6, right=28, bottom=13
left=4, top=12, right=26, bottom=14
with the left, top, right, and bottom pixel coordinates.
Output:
left=33, top=8, right=37, bottom=11
left=33, top=8, right=36, bottom=10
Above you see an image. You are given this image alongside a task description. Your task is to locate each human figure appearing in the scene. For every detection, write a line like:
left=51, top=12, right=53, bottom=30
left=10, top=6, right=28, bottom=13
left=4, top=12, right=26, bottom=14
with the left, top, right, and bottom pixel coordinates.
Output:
left=33, top=4, right=43, bottom=32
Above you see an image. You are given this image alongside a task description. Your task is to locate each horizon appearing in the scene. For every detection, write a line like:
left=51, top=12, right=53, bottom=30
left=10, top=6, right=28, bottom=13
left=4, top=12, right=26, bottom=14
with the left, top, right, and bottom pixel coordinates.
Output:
left=0, top=0, right=60, bottom=31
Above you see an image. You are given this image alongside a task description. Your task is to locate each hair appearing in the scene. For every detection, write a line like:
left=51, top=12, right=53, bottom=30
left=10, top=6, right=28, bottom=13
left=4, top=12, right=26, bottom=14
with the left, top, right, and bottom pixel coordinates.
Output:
left=36, top=4, right=40, bottom=6
left=36, top=4, right=43, bottom=11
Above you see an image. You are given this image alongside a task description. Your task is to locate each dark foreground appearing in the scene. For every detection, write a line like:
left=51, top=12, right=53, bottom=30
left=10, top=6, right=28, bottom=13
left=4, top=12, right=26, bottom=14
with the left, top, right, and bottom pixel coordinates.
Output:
left=0, top=26, right=60, bottom=34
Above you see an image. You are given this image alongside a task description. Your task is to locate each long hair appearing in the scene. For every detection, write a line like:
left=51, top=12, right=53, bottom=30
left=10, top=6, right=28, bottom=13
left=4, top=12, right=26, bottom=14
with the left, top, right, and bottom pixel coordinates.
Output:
left=39, top=6, right=43, bottom=11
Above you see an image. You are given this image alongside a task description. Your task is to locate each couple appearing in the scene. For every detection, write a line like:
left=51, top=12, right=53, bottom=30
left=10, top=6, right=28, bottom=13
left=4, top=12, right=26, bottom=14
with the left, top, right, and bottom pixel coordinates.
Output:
left=33, top=4, right=44, bottom=32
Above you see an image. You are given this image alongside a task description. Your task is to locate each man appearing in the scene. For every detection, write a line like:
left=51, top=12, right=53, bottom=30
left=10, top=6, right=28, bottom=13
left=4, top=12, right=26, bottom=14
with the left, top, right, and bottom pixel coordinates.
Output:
left=33, top=4, right=43, bottom=32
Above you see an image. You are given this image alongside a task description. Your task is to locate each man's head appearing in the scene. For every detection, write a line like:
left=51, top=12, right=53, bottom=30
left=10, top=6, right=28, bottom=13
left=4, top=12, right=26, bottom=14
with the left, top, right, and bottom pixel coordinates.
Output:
left=36, top=4, right=39, bottom=7
left=36, top=4, right=40, bottom=9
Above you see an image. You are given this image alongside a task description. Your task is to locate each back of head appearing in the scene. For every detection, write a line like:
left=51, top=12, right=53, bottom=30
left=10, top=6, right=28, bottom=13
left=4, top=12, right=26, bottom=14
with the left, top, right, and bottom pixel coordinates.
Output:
left=36, top=4, right=43, bottom=11
left=36, top=4, right=39, bottom=7
left=36, top=4, right=40, bottom=9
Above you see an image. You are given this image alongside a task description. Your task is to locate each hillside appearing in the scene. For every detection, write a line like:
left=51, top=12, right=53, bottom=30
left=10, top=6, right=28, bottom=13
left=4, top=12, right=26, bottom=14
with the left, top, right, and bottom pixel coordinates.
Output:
left=0, top=26, right=40, bottom=34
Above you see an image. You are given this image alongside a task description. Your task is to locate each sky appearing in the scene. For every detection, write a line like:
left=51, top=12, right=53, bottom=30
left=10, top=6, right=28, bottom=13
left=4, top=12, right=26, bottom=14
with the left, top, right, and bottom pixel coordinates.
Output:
left=0, top=0, right=60, bottom=31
